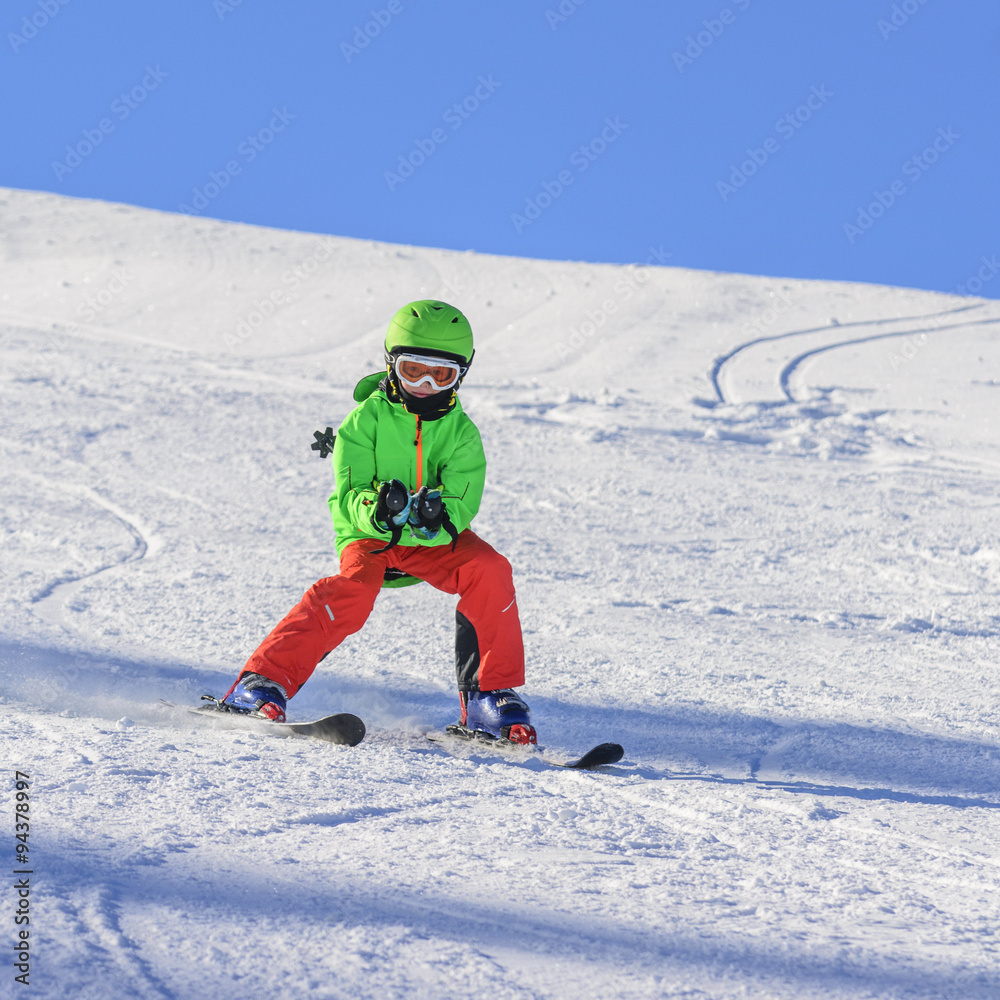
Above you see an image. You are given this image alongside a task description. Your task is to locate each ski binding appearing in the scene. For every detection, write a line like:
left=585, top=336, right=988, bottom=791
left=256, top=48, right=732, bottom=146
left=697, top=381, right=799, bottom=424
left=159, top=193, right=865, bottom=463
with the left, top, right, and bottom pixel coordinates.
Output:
left=436, top=724, right=624, bottom=770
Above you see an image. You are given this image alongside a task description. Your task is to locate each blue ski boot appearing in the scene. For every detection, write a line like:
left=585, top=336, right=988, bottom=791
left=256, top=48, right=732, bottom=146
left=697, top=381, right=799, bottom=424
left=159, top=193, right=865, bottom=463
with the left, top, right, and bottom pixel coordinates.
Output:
left=221, top=672, right=287, bottom=722
left=461, top=689, right=536, bottom=745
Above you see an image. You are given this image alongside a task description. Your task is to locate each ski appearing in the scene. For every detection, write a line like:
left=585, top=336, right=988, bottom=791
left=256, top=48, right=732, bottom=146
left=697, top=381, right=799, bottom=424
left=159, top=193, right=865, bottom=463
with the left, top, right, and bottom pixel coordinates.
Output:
left=558, top=742, right=626, bottom=770
left=431, top=725, right=624, bottom=771
left=185, top=697, right=366, bottom=746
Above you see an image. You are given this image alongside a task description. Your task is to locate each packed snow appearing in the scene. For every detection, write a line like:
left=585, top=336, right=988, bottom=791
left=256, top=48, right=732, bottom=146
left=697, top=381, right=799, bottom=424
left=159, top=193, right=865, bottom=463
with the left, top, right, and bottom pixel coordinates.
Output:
left=2, top=187, right=999, bottom=999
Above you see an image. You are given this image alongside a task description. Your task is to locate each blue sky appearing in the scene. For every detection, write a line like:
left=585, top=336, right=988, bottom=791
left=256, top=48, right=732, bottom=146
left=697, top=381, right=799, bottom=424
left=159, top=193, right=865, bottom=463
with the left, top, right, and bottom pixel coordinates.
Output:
left=3, top=0, right=998, bottom=299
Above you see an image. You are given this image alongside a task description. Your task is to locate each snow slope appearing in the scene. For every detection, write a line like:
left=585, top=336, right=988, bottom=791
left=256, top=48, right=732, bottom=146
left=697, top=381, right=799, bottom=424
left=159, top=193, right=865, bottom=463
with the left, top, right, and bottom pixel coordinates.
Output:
left=2, top=187, right=999, bottom=999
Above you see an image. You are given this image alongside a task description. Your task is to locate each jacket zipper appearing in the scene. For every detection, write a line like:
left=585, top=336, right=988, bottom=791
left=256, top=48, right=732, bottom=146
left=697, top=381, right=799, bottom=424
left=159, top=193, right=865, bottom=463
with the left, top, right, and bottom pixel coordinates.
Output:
left=414, top=416, right=423, bottom=491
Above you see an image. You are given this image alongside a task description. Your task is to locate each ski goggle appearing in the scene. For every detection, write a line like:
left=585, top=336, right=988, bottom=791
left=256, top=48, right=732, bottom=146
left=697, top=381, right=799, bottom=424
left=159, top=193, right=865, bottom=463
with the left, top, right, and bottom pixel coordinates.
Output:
left=393, top=353, right=465, bottom=392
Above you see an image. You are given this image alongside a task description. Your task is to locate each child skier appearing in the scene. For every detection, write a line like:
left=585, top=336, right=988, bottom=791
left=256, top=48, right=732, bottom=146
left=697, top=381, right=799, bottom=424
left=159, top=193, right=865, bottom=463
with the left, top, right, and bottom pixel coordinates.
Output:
left=219, top=299, right=536, bottom=744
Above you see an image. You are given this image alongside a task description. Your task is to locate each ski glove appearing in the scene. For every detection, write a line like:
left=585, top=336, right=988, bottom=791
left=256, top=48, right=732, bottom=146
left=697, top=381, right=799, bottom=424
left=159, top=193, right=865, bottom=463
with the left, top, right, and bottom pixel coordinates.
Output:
left=371, top=482, right=460, bottom=554
left=409, top=485, right=460, bottom=549
left=370, top=479, right=412, bottom=555
left=408, top=486, right=445, bottom=540
left=374, top=479, right=412, bottom=530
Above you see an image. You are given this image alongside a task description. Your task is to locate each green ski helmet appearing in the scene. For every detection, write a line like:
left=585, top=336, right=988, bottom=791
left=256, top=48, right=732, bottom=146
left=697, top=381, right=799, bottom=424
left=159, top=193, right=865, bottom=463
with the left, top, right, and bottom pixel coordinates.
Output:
left=384, top=299, right=474, bottom=366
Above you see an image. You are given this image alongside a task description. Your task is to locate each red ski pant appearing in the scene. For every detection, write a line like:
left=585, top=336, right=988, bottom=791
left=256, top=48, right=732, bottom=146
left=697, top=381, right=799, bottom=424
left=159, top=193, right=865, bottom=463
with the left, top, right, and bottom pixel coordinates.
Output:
left=243, top=531, right=524, bottom=699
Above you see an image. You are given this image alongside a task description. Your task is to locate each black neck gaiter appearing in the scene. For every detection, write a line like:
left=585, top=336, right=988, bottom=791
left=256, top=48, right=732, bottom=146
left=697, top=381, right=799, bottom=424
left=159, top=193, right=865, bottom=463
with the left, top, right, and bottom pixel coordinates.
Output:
left=380, top=374, right=456, bottom=421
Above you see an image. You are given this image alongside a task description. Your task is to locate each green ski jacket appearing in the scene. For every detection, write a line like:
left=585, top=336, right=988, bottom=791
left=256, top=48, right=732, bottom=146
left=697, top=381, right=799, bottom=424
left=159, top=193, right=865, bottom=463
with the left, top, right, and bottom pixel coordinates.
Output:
left=329, top=374, right=486, bottom=557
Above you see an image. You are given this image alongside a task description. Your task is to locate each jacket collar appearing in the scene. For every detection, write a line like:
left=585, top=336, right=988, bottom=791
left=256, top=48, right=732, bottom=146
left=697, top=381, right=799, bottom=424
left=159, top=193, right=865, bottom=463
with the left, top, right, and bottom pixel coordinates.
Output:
left=378, top=373, right=456, bottom=421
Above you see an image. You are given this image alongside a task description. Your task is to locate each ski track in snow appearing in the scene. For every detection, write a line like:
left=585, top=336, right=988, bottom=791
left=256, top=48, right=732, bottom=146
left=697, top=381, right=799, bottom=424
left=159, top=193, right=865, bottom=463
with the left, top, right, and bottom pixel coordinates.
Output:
left=778, top=310, right=1000, bottom=403
left=709, top=303, right=988, bottom=405
left=2, top=188, right=1000, bottom=999
left=693, top=298, right=1000, bottom=468
left=26, top=477, right=154, bottom=634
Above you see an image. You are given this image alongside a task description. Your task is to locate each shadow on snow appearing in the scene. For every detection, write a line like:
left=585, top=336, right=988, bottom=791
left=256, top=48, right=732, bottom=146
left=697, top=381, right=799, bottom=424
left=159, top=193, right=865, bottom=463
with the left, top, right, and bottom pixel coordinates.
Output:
left=3, top=638, right=998, bottom=811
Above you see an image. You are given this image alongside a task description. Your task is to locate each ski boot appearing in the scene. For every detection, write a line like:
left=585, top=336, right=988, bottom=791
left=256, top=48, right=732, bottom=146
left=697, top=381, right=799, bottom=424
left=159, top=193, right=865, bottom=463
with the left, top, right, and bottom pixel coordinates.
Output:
left=460, top=689, right=536, bottom=745
left=220, top=672, right=288, bottom=722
